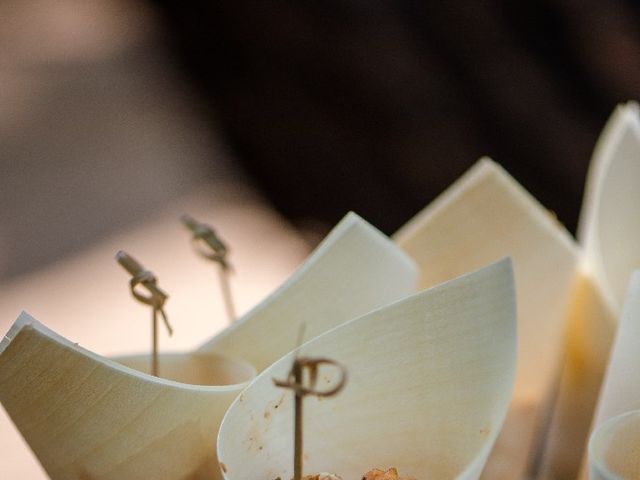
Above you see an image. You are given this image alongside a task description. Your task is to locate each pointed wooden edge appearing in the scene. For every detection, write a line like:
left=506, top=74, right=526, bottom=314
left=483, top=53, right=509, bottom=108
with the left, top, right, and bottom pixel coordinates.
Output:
left=578, top=101, right=640, bottom=316
left=394, top=157, right=577, bottom=254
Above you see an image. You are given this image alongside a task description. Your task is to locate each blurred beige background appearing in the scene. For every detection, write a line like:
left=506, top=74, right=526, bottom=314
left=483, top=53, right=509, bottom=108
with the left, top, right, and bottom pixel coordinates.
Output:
left=0, top=1, right=310, bottom=476
left=0, top=0, right=227, bottom=279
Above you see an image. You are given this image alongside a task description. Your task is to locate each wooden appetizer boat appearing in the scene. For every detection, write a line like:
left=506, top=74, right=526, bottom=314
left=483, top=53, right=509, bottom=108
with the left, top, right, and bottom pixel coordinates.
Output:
left=0, top=312, right=256, bottom=480
left=542, top=101, right=640, bottom=479
left=2, top=102, right=638, bottom=479
left=0, top=212, right=418, bottom=480
left=218, top=259, right=517, bottom=480
left=198, top=211, right=418, bottom=371
left=590, top=271, right=640, bottom=444
left=394, top=157, right=578, bottom=478
left=578, top=102, right=640, bottom=316
left=588, top=410, right=640, bottom=480
left=390, top=101, right=640, bottom=479
left=582, top=271, right=640, bottom=480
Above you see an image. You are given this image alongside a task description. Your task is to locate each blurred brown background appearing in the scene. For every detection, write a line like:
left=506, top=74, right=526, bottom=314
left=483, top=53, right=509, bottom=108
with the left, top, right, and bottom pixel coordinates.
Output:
left=1, top=0, right=640, bottom=278
left=151, top=0, right=640, bottom=233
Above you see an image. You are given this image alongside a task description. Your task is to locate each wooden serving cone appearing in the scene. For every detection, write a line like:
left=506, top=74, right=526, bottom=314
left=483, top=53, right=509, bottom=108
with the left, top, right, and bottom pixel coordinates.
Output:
left=199, top=211, right=418, bottom=372
left=578, top=271, right=640, bottom=479
left=590, top=271, right=640, bottom=442
left=394, top=158, right=579, bottom=479
left=0, top=312, right=256, bottom=480
left=218, top=259, right=517, bottom=480
left=541, top=101, right=640, bottom=479
left=578, top=102, right=640, bottom=315
left=0, top=212, right=418, bottom=479
left=588, top=410, right=640, bottom=480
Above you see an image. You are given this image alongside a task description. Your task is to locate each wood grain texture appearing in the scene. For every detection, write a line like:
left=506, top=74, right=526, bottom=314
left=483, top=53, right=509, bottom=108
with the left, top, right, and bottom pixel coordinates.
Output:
left=542, top=102, right=640, bottom=480
left=0, top=211, right=418, bottom=479
left=199, top=211, right=418, bottom=372
left=0, top=184, right=310, bottom=479
left=0, top=313, right=256, bottom=480
left=394, top=158, right=578, bottom=479
left=542, top=272, right=614, bottom=480
left=592, top=271, right=640, bottom=432
left=578, top=101, right=640, bottom=314
left=218, top=259, right=516, bottom=480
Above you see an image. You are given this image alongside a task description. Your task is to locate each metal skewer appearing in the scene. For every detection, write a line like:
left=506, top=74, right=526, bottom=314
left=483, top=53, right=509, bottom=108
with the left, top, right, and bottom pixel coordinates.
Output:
left=116, top=250, right=172, bottom=377
left=181, top=214, right=236, bottom=323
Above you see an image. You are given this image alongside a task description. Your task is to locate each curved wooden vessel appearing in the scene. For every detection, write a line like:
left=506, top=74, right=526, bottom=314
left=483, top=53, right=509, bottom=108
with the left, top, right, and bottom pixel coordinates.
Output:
left=0, top=211, right=418, bottom=479
left=0, top=312, right=255, bottom=480
left=588, top=410, right=640, bottom=480
left=394, top=157, right=578, bottom=478
left=199, top=211, right=418, bottom=372
left=579, top=101, right=640, bottom=315
left=591, top=271, right=640, bottom=436
left=578, top=271, right=640, bottom=479
left=545, top=102, right=640, bottom=479
left=218, top=259, right=517, bottom=480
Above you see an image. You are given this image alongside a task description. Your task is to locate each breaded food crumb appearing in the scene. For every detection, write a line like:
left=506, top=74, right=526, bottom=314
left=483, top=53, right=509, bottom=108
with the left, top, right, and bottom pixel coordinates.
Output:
left=362, top=467, right=416, bottom=480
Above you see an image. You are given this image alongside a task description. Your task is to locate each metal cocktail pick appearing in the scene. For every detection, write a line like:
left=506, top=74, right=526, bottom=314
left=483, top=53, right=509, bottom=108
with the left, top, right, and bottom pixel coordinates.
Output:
left=273, top=331, right=347, bottom=480
left=116, top=251, right=173, bottom=377
left=181, top=214, right=236, bottom=323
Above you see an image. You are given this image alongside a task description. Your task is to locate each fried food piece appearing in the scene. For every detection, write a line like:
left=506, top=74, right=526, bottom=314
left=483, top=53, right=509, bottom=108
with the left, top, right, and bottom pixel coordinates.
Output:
left=362, top=468, right=416, bottom=480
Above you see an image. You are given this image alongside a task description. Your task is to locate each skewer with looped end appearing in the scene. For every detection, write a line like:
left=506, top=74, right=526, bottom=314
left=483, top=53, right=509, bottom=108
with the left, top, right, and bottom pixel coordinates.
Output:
left=116, top=251, right=173, bottom=377
left=273, top=349, right=347, bottom=480
left=181, top=214, right=236, bottom=323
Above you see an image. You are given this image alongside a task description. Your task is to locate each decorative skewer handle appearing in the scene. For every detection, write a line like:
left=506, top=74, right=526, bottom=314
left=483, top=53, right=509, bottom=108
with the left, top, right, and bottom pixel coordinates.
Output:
left=274, top=355, right=347, bottom=480
left=181, top=214, right=236, bottom=322
left=116, top=251, right=172, bottom=376
left=181, top=215, right=230, bottom=268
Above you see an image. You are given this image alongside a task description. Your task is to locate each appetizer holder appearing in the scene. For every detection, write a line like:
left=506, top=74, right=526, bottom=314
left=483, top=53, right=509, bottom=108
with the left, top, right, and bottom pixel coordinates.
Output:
left=391, top=101, right=640, bottom=479
left=218, top=259, right=517, bottom=480
left=0, top=212, right=417, bottom=479
left=1, top=102, right=638, bottom=479
left=588, top=410, right=640, bottom=480
left=197, top=211, right=418, bottom=372
left=583, top=271, right=640, bottom=480
left=542, top=102, right=640, bottom=479
left=395, top=157, right=578, bottom=478
left=590, top=271, right=640, bottom=442
left=0, top=313, right=255, bottom=480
